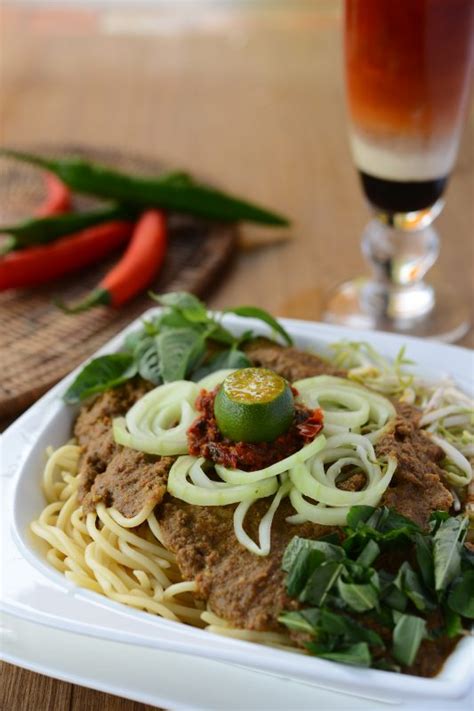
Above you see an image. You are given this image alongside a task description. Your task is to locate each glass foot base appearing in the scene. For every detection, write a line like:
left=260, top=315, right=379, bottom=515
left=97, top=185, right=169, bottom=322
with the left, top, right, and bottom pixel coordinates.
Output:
left=323, top=278, right=470, bottom=343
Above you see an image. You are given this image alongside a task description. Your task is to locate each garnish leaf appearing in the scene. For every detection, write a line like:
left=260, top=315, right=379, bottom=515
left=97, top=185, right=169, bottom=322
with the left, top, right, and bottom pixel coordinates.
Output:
left=380, top=570, right=408, bottom=612
left=281, top=507, right=472, bottom=673
left=443, top=607, right=464, bottom=638
left=278, top=610, right=317, bottom=635
left=191, top=349, right=251, bottom=381
left=300, top=561, right=343, bottom=606
left=346, top=505, right=376, bottom=529
left=447, top=571, right=474, bottom=618
left=151, top=291, right=209, bottom=323
left=135, top=337, right=161, bottom=385
left=306, top=641, right=372, bottom=668
left=157, top=328, right=205, bottom=382
left=356, top=540, right=380, bottom=567
left=337, top=578, right=379, bottom=613
left=433, top=516, right=469, bottom=592
left=282, top=536, right=344, bottom=572
left=224, top=306, right=293, bottom=345
left=429, top=510, right=450, bottom=534
left=392, top=613, right=427, bottom=667
left=393, top=562, right=432, bottom=612
left=63, top=354, right=137, bottom=404
left=415, top=533, right=434, bottom=589
left=319, top=609, right=383, bottom=646
left=286, top=549, right=326, bottom=598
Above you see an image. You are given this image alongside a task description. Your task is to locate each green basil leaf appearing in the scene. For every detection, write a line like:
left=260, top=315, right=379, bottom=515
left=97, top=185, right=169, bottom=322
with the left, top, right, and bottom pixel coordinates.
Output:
left=379, top=509, right=421, bottom=535
left=356, top=539, right=380, bottom=567
left=346, top=506, right=377, bottom=529
left=443, top=606, right=464, bottom=637
left=224, top=306, right=293, bottom=346
left=157, top=328, right=205, bottom=382
left=447, top=570, right=474, bottom=618
left=429, top=510, right=450, bottom=534
left=191, top=349, right=251, bottom=381
left=462, top=545, right=474, bottom=569
left=300, top=561, right=343, bottom=606
left=415, top=533, right=434, bottom=589
left=63, top=354, right=137, bottom=404
left=392, top=561, right=433, bottom=612
left=136, top=337, right=161, bottom=385
left=158, top=310, right=205, bottom=332
left=286, top=549, right=326, bottom=597
left=433, top=516, right=469, bottom=592
left=307, top=641, right=372, bottom=667
left=373, top=659, right=401, bottom=672
left=382, top=586, right=408, bottom=613
left=123, top=328, right=148, bottom=353
left=278, top=611, right=317, bottom=635
left=392, top=613, right=427, bottom=667
left=282, top=536, right=345, bottom=572
left=319, top=609, right=383, bottom=647
left=206, top=322, right=237, bottom=346
left=344, top=507, right=421, bottom=555
left=337, top=579, right=379, bottom=613
left=152, top=291, right=209, bottom=323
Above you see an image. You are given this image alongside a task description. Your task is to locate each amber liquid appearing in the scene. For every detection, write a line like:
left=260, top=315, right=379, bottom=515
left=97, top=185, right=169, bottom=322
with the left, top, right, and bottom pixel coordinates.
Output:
left=346, top=0, right=474, bottom=213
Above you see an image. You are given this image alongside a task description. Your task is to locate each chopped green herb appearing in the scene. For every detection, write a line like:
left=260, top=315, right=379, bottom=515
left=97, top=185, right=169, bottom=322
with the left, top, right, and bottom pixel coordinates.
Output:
left=392, top=613, right=427, bottom=667
left=432, top=516, right=468, bottom=592
left=279, top=506, right=472, bottom=673
left=307, top=641, right=372, bottom=668
left=447, top=570, right=474, bottom=618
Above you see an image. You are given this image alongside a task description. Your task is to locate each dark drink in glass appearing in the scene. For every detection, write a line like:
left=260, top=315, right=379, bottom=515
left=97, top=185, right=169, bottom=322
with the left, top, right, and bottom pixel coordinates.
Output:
left=324, top=0, right=474, bottom=340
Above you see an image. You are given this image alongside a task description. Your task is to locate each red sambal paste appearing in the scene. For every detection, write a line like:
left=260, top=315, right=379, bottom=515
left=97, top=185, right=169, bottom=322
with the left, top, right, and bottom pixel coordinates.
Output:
left=187, top=387, right=324, bottom=471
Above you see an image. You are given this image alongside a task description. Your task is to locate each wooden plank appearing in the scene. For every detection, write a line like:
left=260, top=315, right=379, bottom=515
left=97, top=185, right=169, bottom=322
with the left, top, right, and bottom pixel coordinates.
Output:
left=0, top=662, right=72, bottom=711
left=70, top=686, right=158, bottom=711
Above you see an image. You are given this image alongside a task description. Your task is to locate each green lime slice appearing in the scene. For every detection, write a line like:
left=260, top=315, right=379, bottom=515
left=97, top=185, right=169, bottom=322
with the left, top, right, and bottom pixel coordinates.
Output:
left=214, top=367, right=295, bottom=443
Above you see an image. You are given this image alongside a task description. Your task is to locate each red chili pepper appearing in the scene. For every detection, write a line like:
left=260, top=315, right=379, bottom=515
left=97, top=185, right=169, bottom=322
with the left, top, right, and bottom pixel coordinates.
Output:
left=59, top=210, right=167, bottom=312
left=36, top=172, right=72, bottom=216
left=0, top=221, right=133, bottom=291
left=297, top=408, right=324, bottom=442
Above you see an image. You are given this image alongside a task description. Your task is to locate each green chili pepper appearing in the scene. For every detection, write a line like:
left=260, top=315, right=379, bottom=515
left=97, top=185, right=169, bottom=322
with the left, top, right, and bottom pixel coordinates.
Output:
left=2, top=149, right=290, bottom=227
left=0, top=204, right=133, bottom=254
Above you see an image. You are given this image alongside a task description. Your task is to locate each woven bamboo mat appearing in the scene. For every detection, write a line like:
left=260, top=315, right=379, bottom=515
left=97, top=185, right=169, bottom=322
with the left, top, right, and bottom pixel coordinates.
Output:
left=0, top=146, right=238, bottom=419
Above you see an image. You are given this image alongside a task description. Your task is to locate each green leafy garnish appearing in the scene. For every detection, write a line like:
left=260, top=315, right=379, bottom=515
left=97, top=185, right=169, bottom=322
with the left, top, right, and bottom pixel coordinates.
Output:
left=307, top=641, right=372, bottom=668
left=64, top=354, right=137, bottom=404
left=156, top=328, right=205, bottom=383
left=63, top=291, right=291, bottom=402
left=191, top=348, right=251, bottom=381
left=432, top=516, right=468, bottom=591
left=447, top=571, right=474, bottom=618
left=224, top=306, right=293, bottom=346
left=279, top=506, right=472, bottom=673
left=392, top=613, right=427, bottom=667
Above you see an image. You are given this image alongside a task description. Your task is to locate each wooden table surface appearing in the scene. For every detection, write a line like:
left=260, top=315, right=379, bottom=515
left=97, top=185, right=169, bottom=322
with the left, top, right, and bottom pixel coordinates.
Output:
left=1, top=1, right=473, bottom=709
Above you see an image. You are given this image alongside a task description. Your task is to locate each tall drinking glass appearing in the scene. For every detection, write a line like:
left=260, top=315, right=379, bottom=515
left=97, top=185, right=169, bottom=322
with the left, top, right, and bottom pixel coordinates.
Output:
left=324, top=0, right=474, bottom=341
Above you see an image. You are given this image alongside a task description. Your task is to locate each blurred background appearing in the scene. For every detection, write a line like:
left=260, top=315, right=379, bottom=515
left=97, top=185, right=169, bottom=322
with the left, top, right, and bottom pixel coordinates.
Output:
left=2, top=0, right=472, bottom=314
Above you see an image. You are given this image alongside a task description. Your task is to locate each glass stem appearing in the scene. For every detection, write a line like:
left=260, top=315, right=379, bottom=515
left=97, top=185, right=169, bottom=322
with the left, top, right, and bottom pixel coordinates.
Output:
left=360, top=217, right=440, bottom=321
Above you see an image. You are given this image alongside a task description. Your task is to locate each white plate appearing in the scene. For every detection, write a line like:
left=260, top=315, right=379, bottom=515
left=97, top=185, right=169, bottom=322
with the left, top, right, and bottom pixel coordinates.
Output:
left=2, top=311, right=474, bottom=705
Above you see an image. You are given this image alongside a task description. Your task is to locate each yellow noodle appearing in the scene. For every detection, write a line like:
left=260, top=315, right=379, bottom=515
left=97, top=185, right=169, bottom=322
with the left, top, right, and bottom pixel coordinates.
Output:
left=205, top=624, right=291, bottom=646
left=162, top=581, right=198, bottom=599
left=30, top=443, right=303, bottom=649
left=31, top=446, right=207, bottom=626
